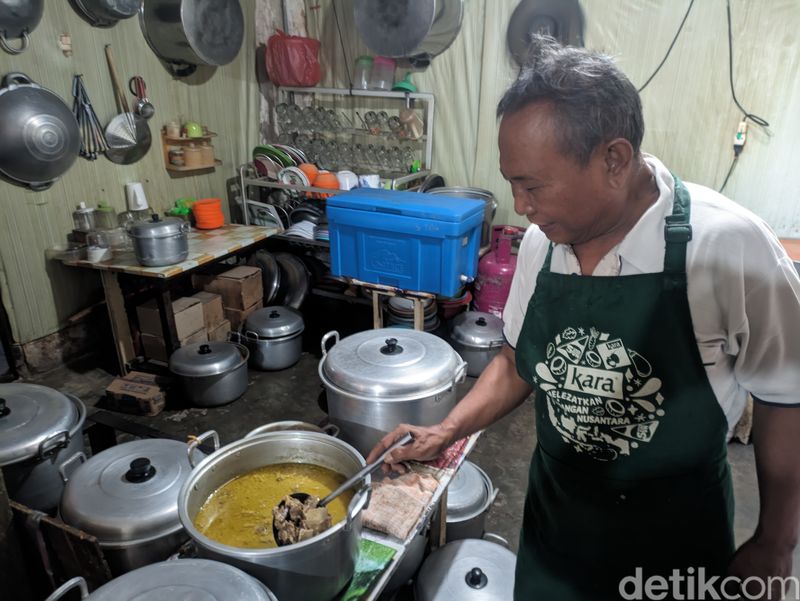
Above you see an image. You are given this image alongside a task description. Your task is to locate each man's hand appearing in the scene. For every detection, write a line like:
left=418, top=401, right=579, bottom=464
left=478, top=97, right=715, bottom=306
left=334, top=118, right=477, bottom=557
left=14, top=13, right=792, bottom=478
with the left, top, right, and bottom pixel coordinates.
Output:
left=728, top=536, right=794, bottom=600
left=366, top=422, right=456, bottom=473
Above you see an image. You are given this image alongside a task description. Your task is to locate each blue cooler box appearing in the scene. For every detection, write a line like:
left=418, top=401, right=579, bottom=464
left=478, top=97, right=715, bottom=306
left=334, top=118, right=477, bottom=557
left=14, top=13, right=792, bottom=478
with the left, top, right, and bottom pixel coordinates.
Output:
left=327, top=189, right=485, bottom=296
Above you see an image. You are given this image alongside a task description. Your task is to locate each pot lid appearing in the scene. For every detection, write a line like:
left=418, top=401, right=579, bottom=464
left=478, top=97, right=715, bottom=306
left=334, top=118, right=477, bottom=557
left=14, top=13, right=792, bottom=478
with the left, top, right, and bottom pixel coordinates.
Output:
left=87, top=559, right=277, bottom=600
left=128, top=214, right=184, bottom=238
left=447, top=461, right=493, bottom=522
left=0, top=383, right=78, bottom=467
left=170, top=342, right=244, bottom=377
left=416, top=539, right=516, bottom=601
left=450, top=312, right=504, bottom=348
left=60, top=439, right=192, bottom=544
left=244, top=306, right=304, bottom=338
left=321, top=329, right=463, bottom=397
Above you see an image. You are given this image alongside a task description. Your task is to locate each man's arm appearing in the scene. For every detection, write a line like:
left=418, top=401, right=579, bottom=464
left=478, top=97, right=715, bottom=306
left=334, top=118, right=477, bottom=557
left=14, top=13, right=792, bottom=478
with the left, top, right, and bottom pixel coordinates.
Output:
left=366, top=345, right=533, bottom=468
left=728, top=402, right=800, bottom=594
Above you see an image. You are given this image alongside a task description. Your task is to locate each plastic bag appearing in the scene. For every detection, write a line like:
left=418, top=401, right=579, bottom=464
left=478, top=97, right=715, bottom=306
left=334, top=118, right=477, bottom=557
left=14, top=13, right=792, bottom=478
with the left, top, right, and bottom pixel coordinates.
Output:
left=265, top=29, right=321, bottom=87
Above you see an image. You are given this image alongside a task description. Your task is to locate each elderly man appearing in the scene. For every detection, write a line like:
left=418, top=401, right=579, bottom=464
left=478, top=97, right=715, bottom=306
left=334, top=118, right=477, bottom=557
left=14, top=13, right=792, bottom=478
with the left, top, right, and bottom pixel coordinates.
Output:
left=368, top=36, right=800, bottom=599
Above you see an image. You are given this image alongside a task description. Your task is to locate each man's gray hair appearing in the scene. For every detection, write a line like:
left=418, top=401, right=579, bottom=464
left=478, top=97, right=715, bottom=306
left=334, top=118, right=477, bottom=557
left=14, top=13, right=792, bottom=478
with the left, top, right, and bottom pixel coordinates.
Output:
left=497, top=35, right=644, bottom=166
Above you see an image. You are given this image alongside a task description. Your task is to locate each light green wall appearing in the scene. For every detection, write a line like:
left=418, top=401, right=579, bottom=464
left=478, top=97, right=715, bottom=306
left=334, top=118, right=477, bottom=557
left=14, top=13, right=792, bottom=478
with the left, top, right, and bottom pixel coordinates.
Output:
left=0, top=1, right=260, bottom=344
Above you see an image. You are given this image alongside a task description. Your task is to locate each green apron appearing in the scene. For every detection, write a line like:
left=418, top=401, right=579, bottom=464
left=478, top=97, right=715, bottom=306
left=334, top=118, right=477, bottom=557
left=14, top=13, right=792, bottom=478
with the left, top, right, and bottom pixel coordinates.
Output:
left=513, top=177, right=735, bottom=600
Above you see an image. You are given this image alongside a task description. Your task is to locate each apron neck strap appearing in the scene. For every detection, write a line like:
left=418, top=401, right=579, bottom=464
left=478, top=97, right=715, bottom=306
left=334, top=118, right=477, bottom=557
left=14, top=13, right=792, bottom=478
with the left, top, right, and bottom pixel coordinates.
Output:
left=663, top=175, right=692, bottom=275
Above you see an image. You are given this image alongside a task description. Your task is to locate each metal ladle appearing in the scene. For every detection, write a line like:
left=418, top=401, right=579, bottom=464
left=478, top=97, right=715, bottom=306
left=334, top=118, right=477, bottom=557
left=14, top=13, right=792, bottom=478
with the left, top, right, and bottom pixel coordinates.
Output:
left=273, top=432, right=414, bottom=546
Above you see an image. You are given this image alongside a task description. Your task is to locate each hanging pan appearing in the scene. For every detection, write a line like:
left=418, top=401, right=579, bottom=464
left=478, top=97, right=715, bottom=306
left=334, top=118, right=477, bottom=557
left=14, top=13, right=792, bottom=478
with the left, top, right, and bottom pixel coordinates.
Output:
left=103, top=44, right=151, bottom=164
left=71, top=0, right=141, bottom=28
left=0, top=72, right=80, bottom=190
left=0, top=0, right=44, bottom=54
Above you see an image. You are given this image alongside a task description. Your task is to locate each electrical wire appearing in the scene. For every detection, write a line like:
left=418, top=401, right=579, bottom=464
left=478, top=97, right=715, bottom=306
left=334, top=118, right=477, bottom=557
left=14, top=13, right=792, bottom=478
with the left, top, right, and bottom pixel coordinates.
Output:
left=725, top=0, right=769, bottom=127
left=718, top=156, right=738, bottom=193
left=637, top=0, right=695, bottom=93
left=332, top=1, right=353, bottom=89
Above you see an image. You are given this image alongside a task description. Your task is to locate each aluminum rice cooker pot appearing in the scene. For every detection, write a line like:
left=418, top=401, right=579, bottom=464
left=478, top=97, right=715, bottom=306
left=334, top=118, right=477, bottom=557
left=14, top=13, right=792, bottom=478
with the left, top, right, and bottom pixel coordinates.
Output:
left=440, top=460, right=498, bottom=542
left=45, top=559, right=279, bottom=601
left=127, top=214, right=189, bottom=267
left=170, top=341, right=249, bottom=407
left=449, top=311, right=505, bottom=377
left=0, top=383, right=86, bottom=512
left=179, top=430, right=369, bottom=601
left=318, top=328, right=467, bottom=456
left=59, top=438, right=196, bottom=575
left=415, top=537, right=516, bottom=601
left=241, top=306, right=304, bottom=371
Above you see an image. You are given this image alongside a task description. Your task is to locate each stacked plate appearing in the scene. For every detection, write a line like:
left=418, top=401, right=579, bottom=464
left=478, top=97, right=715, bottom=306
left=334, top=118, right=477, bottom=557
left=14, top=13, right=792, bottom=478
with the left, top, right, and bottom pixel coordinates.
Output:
left=252, top=144, right=308, bottom=180
left=384, top=296, right=440, bottom=332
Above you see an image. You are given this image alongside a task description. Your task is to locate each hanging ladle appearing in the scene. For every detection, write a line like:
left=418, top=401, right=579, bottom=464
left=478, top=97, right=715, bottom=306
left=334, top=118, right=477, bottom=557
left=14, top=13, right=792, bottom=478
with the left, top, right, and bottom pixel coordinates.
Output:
left=273, top=432, right=414, bottom=546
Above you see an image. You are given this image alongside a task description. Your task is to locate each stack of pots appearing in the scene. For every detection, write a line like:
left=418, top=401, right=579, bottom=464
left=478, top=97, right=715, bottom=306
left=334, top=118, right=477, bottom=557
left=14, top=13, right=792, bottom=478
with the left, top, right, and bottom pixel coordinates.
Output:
left=240, top=306, right=304, bottom=371
left=448, top=311, right=505, bottom=377
left=318, top=328, right=467, bottom=456
left=127, top=214, right=190, bottom=267
left=59, top=438, right=196, bottom=574
left=178, top=430, right=369, bottom=601
left=384, top=296, right=440, bottom=332
left=441, top=460, right=498, bottom=541
left=45, top=559, right=278, bottom=601
left=169, top=341, right=249, bottom=406
left=0, top=383, right=86, bottom=512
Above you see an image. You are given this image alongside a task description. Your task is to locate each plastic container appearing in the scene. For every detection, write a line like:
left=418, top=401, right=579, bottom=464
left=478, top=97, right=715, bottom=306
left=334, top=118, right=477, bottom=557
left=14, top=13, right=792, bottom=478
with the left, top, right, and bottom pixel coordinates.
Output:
left=353, top=56, right=373, bottom=90
left=95, top=202, right=117, bottom=230
left=72, top=202, right=95, bottom=232
left=326, top=189, right=484, bottom=296
left=192, top=198, right=224, bottom=229
left=369, top=56, right=396, bottom=91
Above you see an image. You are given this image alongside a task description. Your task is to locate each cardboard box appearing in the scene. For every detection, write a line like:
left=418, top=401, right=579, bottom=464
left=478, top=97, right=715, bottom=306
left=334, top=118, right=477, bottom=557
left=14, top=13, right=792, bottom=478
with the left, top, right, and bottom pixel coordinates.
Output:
left=191, top=291, right=225, bottom=330
left=141, top=328, right=208, bottom=362
left=105, top=378, right=165, bottom=416
left=208, top=319, right=232, bottom=342
left=200, top=266, right=263, bottom=310
left=224, top=299, right=262, bottom=331
left=123, top=370, right=171, bottom=387
left=136, top=297, right=205, bottom=340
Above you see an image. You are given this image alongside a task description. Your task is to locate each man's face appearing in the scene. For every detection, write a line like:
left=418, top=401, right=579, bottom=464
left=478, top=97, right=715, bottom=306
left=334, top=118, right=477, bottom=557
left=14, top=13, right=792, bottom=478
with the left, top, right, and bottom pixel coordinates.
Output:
left=498, top=102, right=619, bottom=245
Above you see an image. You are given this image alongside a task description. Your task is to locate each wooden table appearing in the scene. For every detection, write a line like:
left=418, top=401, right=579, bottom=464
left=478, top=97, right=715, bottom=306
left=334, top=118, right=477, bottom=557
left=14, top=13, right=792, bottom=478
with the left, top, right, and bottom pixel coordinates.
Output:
left=64, top=224, right=279, bottom=373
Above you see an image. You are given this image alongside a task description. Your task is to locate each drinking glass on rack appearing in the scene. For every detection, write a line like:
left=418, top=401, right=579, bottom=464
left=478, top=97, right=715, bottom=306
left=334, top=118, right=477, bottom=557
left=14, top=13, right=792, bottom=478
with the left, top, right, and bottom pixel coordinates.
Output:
left=364, top=111, right=381, bottom=135
left=378, top=111, right=389, bottom=132
left=276, top=103, right=291, bottom=128
left=277, top=132, right=293, bottom=145
left=390, top=146, right=404, bottom=171
left=302, top=106, right=318, bottom=131
left=388, top=115, right=403, bottom=137
left=326, top=109, right=342, bottom=131
left=316, top=107, right=329, bottom=131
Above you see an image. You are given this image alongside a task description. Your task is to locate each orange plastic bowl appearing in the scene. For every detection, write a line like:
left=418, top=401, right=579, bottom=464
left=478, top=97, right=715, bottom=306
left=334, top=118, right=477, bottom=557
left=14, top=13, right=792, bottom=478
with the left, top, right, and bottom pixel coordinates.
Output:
left=298, top=163, right=319, bottom=185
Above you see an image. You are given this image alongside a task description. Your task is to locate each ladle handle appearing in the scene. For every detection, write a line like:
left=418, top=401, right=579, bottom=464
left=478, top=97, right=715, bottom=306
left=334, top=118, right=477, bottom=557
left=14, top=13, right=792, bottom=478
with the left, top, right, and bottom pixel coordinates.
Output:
left=319, top=432, right=413, bottom=507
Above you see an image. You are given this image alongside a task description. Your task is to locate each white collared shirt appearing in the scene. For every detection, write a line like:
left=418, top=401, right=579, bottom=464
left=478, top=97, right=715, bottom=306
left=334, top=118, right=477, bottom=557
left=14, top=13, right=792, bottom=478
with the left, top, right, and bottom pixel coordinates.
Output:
left=503, top=155, right=800, bottom=435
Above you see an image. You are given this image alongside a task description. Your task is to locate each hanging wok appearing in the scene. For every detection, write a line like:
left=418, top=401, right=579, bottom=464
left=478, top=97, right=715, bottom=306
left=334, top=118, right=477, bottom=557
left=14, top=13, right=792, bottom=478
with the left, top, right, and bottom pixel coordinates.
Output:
left=0, top=73, right=80, bottom=190
left=139, top=0, right=244, bottom=76
left=71, top=0, right=141, bottom=28
left=0, top=0, right=44, bottom=54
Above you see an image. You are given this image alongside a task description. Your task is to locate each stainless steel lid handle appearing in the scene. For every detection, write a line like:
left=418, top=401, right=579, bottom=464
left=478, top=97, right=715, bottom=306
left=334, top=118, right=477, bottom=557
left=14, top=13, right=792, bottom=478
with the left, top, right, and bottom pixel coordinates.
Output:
left=44, top=576, right=89, bottom=601
left=58, top=452, right=86, bottom=484
left=453, top=360, right=468, bottom=386
left=320, top=330, right=340, bottom=357
left=187, top=430, right=219, bottom=468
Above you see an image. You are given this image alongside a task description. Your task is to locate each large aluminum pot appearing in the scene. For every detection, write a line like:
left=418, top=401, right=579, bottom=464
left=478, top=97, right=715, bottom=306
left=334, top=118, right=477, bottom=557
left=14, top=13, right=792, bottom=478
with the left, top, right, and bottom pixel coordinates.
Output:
left=246, top=421, right=339, bottom=438
left=238, top=306, right=304, bottom=371
left=139, top=0, right=244, bottom=72
left=0, top=73, right=80, bottom=190
left=59, top=438, right=195, bottom=574
left=128, top=214, right=189, bottom=267
left=0, top=0, right=44, bottom=54
left=72, top=0, right=140, bottom=28
left=44, top=559, right=278, bottom=601
left=318, top=329, right=467, bottom=456
left=179, top=430, right=369, bottom=601
left=427, top=187, right=497, bottom=250
left=448, top=311, right=505, bottom=377
left=0, top=384, right=86, bottom=512
left=439, top=460, right=498, bottom=542
left=354, top=0, right=463, bottom=65
left=169, top=341, right=249, bottom=407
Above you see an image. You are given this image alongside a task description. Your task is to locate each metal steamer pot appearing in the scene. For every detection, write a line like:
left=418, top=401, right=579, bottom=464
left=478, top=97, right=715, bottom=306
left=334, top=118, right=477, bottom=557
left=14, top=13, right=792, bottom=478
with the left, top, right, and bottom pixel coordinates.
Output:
left=44, top=559, right=279, bottom=601
left=179, top=430, right=369, bottom=601
left=169, top=342, right=249, bottom=407
left=448, top=311, right=505, bottom=378
left=0, top=383, right=86, bottom=512
left=415, top=536, right=517, bottom=601
left=441, top=460, right=498, bottom=541
left=318, top=329, right=467, bottom=457
left=427, top=187, right=498, bottom=251
left=238, top=306, right=304, bottom=371
left=59, top=438, right=195, bottom=574
left=353, top=0, right=464, bottom=66
left=0, top=73, right=80, bottom=190
left=139, top=0, right=244, bottom=75
left=128, top=214, right=189, bottom=267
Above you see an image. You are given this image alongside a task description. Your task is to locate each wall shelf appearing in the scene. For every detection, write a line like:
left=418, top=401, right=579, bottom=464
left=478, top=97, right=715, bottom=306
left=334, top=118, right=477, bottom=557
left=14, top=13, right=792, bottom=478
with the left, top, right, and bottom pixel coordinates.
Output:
left=161, top=129, right=220, bottom=173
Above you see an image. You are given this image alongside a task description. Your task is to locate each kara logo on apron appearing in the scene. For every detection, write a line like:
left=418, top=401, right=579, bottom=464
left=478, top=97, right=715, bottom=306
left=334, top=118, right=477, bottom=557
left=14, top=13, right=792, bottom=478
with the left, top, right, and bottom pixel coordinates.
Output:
left=533, top=325, right=665, bottom=462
